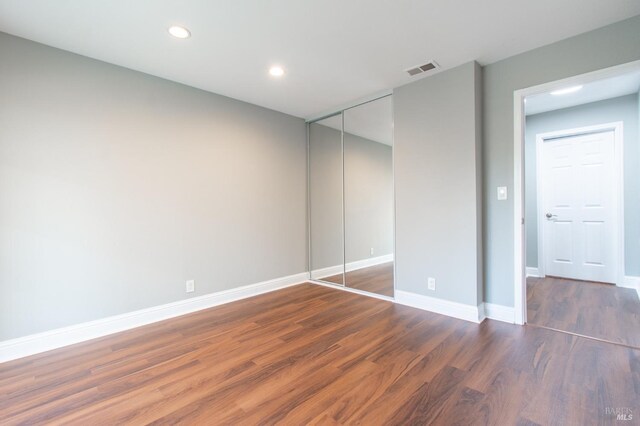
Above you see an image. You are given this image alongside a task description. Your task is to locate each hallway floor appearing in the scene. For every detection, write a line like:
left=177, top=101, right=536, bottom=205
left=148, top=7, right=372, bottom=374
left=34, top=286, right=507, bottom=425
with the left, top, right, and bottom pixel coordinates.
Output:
left=527, top=276, right=640, bottom=348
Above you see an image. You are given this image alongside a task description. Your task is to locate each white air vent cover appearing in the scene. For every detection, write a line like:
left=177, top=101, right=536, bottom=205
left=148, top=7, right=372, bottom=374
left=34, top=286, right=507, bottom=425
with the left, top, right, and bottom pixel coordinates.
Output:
left=405, top=60, right=440, bottom=77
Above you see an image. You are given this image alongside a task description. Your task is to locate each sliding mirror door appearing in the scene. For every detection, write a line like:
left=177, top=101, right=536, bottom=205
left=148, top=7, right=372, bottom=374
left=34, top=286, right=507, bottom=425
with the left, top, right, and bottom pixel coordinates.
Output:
left=343, top=96, right=394, bottom=296
left=309, top=114, right=344, bottom=285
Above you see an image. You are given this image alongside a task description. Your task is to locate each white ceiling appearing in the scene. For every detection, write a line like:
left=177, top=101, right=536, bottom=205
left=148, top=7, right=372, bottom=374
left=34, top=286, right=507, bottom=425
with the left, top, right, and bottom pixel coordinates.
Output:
left=525, top=71, right=640, bottom=115
left=1, top=1, right=639, bottom=118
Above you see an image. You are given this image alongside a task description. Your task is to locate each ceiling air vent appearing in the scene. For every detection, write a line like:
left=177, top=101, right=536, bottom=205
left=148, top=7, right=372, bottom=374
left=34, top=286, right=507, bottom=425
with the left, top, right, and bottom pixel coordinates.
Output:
left=405, top=60, right=440, bottom=77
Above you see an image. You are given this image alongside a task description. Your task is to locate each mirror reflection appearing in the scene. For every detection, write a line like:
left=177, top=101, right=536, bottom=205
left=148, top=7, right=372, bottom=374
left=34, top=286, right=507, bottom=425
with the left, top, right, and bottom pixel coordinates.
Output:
left=309, top=114, right=344, bottom=285
left=344, top=96, right=394, bottom=296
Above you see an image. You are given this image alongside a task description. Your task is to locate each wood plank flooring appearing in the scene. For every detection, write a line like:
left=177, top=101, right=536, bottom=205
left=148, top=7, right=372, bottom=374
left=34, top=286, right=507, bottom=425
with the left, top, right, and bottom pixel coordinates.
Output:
left=1, top=283, right=639, bottom=425
left=527, top=276, right=640, bottom=348
left=321, top=262, right=394, bottom=297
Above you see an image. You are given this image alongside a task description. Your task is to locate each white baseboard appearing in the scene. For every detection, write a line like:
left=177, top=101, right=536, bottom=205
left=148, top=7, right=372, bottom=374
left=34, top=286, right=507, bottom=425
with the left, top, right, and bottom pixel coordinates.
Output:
left=620, top=275, right=640, bottom=299
left=395, top=290, right=484, bottom=323
left=526, top=267, right=541, bottom=278
left=0, top=272, right=310, bottom=364
left=482, top=303, right=516, bottom=324
left=312, top=254, right=393, bottom=279
left=620, top=275, right=640, bottom=288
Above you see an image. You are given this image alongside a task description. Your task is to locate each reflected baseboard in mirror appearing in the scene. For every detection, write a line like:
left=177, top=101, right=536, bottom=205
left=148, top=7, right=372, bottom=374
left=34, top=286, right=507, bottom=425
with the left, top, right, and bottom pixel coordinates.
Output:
left=331, top=262, right=394, bottom=297
left=311, top=255, right=394, bottom=297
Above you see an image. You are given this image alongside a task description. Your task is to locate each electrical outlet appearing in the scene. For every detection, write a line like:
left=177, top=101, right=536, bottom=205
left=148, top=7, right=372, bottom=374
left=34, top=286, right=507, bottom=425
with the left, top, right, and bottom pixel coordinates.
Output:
left=186, top=280, right=195, bottom=293
left=427, top=277, right=436, bottom=291
left=370, top=247, right=374, bottom=256
left=497, top=186, right=508, bottom=201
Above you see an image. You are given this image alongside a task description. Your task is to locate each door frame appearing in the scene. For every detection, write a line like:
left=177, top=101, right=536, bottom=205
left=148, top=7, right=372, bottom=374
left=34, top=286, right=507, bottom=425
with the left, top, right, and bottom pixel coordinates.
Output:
left=512, top=59, right=640, bottom=325
left=535, top=122, right=624, bottom=283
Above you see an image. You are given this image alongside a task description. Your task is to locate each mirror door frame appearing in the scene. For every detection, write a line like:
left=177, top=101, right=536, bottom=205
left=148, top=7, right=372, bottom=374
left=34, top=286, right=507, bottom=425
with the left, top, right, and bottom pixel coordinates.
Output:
left=306, top=92, right=396, bottom=301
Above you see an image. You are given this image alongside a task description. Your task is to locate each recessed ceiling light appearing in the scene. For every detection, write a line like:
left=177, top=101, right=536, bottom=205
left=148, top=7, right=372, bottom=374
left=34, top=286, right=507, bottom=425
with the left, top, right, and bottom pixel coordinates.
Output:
left=168, top=26, right=191, bottom=39
left=269, top=66, right=285, bottom=77
left=550, top=85, right=583, bottom=96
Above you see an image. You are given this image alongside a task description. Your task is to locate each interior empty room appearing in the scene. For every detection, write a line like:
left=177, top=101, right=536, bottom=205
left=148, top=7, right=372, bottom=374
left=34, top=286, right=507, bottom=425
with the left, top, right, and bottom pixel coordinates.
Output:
left=0, top=2, right=639, bottom=425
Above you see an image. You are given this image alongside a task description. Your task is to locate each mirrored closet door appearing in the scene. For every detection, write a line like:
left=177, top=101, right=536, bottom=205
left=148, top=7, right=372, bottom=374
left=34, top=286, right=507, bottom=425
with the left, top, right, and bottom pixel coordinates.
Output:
left=344, top=96, right=394, bottom=297
left=308, top=95, right=394, bottom=298
left=309, top=113, right=344, bottom=285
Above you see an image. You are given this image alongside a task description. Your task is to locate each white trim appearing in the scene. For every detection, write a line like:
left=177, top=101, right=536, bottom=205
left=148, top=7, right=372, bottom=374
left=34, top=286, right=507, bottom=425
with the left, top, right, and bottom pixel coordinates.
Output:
left=621, top=275, right=640, bottom=289
left=535, top=122, right=624, bottom=285
left=395, top=290, right=484, bottom=323
left=514, top=86, right=526, bottom=325
left=482, top=303, right=516, bottom=324
left=391, top=90, right=398, bottom=309
left=311, top=254, right=394, bottom=280
left=621, top=276, right=640, bottom=299
left=477, top=304, right=486, bottom=323
left=535, top=135, right=546, bottom=278
left=0, top=272, right=310, bottom=363
left=526, top=267, right=541, bottom=278
left=513, top=59, right=640, bottom=325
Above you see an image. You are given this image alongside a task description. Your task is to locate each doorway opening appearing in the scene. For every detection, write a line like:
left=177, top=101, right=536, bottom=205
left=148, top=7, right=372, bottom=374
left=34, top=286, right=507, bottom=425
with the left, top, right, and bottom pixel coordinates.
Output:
left=513, top=61, right=640, bottom=347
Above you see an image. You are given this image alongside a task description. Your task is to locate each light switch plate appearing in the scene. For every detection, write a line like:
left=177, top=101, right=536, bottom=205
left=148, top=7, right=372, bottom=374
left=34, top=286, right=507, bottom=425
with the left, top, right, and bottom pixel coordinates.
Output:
left=497, top=186, right=508, bottom=201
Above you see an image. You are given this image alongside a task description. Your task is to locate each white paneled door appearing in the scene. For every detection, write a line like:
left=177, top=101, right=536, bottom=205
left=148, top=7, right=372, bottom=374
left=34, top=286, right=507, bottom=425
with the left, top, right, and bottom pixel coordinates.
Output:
left=540, top=129, right=618, bottom=284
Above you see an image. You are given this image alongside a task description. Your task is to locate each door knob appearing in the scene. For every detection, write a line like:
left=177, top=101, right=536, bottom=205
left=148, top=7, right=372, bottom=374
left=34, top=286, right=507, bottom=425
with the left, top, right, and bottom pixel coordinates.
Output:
left=545, top=213, right=557, bottom=219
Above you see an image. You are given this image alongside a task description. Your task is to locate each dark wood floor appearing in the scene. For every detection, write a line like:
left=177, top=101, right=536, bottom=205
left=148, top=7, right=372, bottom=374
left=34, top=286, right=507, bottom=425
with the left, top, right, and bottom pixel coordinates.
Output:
left=322, top=261, right=394, bottom=297
left=527, top=276, right=640, bottom=348
left=1, top=283, right=639, bottom=425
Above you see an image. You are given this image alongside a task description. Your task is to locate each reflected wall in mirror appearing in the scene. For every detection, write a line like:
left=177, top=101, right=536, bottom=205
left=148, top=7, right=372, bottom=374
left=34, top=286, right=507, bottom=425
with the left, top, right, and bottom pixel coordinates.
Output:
left=344, top=96, right=394, bottom=297
left=309, top=114, right=344, bottom=285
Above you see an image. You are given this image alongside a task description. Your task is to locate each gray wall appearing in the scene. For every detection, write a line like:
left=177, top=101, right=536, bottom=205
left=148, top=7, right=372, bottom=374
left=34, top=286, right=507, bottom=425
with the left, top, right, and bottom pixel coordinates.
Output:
left=309, top=124, right=393, bottom=271
left=483, top=15, right=640, bottom=307
left=394, top=61, right=483, bottom=306
left=0, top=32, right=307, bottom=340
left=525, top=95, right=640, bottom=275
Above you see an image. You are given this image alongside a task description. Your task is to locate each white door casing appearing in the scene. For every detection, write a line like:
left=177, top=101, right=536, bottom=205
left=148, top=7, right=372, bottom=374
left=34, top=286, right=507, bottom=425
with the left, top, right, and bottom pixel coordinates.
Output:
left=513, top=60, right=639, bottom=325
left=537, top=123, right=623, bottom=284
